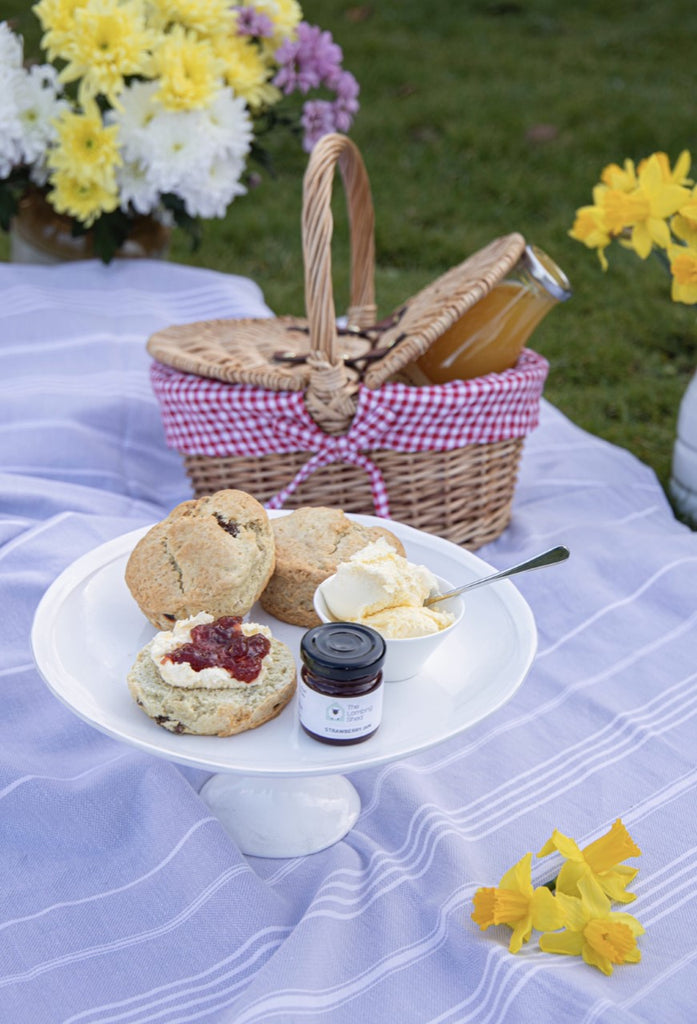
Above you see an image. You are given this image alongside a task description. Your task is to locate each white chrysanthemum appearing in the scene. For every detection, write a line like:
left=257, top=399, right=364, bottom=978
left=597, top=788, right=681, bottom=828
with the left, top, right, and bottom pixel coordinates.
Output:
left=0, top=71, right=24, bottom=176
left=29, top=158, right=52, bottom=187
left=177, top=153, right=248, bottom=218
left=140, top=108, right=216, bottom=194
left=116, top=158, right=160, bottom=215
left=203, top=88, right=253, bottom=161
left=106, top=79, right=159, bottom=165
left=0, top=21, right=23, bottom=70
left=13, top=64, right=67, bottom=165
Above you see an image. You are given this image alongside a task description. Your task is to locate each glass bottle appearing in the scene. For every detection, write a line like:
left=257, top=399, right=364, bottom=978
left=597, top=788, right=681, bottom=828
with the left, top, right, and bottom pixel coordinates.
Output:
left=298, top=623, right=386, bottom=745
left=415, top=244, right=571, bottom=383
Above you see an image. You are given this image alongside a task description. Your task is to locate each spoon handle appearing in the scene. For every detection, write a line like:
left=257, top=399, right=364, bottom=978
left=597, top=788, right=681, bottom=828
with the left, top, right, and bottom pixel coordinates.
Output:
left=424, top=545, right=570, bottom=606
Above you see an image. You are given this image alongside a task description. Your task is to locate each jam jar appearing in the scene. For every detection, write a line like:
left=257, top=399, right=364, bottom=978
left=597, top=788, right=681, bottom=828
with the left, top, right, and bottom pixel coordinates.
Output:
left=299, top=623, right=386, bottom=745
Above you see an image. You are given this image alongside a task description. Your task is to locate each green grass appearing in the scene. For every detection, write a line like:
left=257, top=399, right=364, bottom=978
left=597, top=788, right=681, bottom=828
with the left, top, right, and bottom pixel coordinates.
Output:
left=2, top=0, right=697, bottom=505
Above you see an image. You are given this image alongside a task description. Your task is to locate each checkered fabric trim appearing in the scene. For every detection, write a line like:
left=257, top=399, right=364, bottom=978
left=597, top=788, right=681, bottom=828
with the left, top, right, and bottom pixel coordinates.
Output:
left=151, top=348, right=548, bottom=515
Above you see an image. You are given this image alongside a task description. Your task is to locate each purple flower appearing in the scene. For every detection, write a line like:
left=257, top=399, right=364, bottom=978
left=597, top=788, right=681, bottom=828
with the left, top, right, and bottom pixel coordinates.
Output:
left=274, top=22, right=344, bottom=95
left=273, top=21, right=360, bottom=145
left=234, top=6, right=274, bottom=38
left=301, top=100, right=337, bottom=152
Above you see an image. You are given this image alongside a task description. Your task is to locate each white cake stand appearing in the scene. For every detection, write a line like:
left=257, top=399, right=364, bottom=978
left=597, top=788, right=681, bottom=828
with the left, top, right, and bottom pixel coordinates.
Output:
left=31, top=516, right=537, bottom=858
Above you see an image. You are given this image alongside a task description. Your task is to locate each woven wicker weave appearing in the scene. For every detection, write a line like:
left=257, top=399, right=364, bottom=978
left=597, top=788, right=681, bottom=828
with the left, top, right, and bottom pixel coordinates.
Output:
left=149, top=133, right=537, bottom=548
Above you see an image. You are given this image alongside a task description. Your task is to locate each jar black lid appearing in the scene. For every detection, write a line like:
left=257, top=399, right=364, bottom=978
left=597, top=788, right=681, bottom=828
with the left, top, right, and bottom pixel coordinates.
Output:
left=301, top=623, right=386, bottom=681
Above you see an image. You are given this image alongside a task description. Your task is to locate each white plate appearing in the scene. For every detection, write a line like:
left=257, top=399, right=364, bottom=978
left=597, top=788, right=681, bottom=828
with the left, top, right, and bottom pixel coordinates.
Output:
left=31, top=512, right=537, bottom=778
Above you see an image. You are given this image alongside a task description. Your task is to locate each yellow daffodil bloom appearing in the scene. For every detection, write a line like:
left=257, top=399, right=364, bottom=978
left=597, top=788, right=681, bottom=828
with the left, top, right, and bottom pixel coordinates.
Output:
left=670, top=184, right=697, bottom=248
left=56, top=0, right=155, bottom=108
left=48, top=168, right=119, bottom=226
left=152, top=24, right=223, bottom=111
left=539, top=875, right=644, bottom=976
left=538, top=818, right=641, bottom=904
left=48, top=102, right=122, bottom=191
left=621, top=154, right=690, bottom=259
left=638, top=149, right=692, bottom=187
left=600, top=158, right=637, bottom=193
left=667, top=244, right=697, bottom=304
left=471, top=852, right=566, bottom=954
left=568, top=204, right=612, bottom=270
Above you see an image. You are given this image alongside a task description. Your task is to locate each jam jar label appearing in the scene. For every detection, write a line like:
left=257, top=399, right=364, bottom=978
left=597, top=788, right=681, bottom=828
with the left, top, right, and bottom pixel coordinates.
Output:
left=298, top=680, right=383, bottom=741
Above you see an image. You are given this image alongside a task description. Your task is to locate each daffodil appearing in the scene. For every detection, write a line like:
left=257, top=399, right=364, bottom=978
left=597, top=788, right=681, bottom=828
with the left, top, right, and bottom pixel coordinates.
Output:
left=56, top=0, right=155, bottom=108
left=538, top=818, right=640, bottom=904
left=539, top=874, right=644, bottom=976
left=670, top=185, right=697, bottom=249
left=48, top=101, right=122, bottom=191
left=471, top=852, right=566, bottom=953
left=667, top=244, right=697, bottom=304
left=568, top=203, right=612, bottom=270
left=600, top=158, right=637, bottom=193
left=638, top=149, right=692, bottom=187
left=152, top=24, right=223, bottom=111
left=618, top=153, right=690, bottom=259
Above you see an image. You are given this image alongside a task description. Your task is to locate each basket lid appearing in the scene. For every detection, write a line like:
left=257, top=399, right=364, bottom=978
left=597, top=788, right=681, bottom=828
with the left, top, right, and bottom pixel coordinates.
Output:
left=146, top=314, right=373, bottom=393
left=146, top=232, right=526, bottom=394
left=361, top=232, right=526, bottom=389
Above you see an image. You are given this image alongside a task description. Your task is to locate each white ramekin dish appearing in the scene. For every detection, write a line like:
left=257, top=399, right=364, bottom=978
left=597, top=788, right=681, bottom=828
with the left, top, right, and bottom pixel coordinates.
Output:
left=313, top=574, right=464, bottom=682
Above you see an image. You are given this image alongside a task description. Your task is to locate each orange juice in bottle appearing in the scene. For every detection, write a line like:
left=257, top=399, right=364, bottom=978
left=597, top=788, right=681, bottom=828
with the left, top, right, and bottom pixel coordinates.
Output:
left=416, top=245, right=571, bottom=383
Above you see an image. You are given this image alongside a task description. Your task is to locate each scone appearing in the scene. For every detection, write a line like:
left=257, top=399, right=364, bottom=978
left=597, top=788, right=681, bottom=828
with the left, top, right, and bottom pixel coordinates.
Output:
left=260, top=506, right=406, bottom=627
left=127, top=613, right=296, bottom=736
left=125, top=489, right=275, bottom=629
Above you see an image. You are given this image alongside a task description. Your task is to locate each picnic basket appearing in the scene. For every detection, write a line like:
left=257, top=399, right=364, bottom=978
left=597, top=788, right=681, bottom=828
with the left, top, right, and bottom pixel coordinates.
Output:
left=148, top=133, right=548, bottom=548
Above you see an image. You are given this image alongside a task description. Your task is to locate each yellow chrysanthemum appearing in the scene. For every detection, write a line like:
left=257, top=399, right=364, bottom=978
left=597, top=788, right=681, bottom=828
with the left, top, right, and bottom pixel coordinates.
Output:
left=471, top=853, right=566, bottom=954
left=568, top=204, right=612, bottom=270
left=538, top=818, right=641, bottom=904
left=254, top=0, right=302, bottom=43
left=145, top=0, right=236, bottom=38
left=214, top=35, right=280, bottom=110
left=152, top=24, right=223, bottom=111
left=33, top=0, right=88, bottom=60
left=48, top=102, right=122, bottom=191
left=56, top=0, right=155, bottom=108
left=667, top=244, right=697, bottom=304
left=47, top=168, right=119, bottom=226
left=539, top=875, right=644, bottom=976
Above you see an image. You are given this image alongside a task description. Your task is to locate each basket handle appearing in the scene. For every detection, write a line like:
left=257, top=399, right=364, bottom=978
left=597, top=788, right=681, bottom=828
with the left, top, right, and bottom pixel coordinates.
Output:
left=301, top=133, right=376, bottom=432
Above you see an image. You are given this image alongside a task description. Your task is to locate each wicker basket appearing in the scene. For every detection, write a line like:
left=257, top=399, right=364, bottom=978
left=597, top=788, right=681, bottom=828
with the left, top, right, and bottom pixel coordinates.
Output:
left=148, top=133, right=547, bottom=549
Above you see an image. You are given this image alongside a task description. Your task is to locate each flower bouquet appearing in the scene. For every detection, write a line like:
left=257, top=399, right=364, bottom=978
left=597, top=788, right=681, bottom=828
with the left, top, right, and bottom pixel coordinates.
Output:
left=0, top=0, right=359, bottom=263
left=569, top=149, right=697, bottom=303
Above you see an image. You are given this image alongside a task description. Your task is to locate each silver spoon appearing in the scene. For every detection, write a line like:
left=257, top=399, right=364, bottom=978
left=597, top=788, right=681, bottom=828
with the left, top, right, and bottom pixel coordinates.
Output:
left=424, top=545, right=570, bottom=606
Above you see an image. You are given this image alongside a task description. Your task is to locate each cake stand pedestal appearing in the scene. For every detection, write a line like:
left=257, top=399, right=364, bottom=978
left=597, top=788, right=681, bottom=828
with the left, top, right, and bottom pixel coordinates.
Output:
left=199, top=773, right=361, bottom=857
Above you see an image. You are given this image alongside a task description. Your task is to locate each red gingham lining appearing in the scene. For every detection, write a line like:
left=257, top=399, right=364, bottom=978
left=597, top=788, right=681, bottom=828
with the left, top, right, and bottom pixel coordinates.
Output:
left=150, top=348, right=548, bottom=515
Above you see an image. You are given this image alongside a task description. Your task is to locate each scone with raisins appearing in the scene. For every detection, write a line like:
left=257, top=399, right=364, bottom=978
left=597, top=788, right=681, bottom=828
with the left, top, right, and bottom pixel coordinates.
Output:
left=127, top=613, right=296, bottom=736
left=125, top=489, right=274, bottom=630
